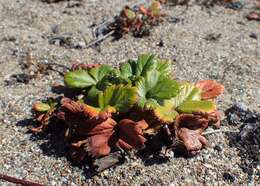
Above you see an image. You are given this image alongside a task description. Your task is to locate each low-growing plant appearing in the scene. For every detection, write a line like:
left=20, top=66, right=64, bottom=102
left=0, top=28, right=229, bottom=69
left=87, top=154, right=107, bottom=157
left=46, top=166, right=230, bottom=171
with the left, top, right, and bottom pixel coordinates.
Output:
left=109, top=1, right=165, bottom=38
left=32, top=54, right=224, bottom=171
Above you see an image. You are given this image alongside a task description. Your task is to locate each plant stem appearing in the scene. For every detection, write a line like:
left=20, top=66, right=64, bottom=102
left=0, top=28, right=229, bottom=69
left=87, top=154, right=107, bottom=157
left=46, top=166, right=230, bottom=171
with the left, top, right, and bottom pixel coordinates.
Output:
left=0, top=173, right=44, bottom=186
left=85, top=31, right=114, bottom=48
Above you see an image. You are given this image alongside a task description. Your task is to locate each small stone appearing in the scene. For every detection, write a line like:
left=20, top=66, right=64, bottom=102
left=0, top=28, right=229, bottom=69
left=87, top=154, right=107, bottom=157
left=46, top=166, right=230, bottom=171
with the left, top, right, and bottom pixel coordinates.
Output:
left=239, top=123, right=255, bottom=141
left=204, top=33, right=221, bottom=41
left=249, top=33, right=257, bottom=39
left=226, top=112, right=240, bottom=125
left=167, top=16, right=183, bottom=23
left=157, top=39, right=164, bottom=47
left=234, top=102, right=248, bottom=112
left=73, top=41, right=86, bottom=49
left=51, top=25, right=59, bottom=34
left=225, top=2, right=244, bottom=10
left=223, top=172, right=236, bottom=182
left=214, top=144, right=223, bottom=152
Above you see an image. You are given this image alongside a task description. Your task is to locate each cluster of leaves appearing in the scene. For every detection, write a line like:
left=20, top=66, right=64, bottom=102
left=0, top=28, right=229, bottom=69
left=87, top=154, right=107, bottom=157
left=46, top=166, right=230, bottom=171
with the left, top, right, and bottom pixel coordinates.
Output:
left=109, top=1, right=165, bottom=38
left=32, top=54, right=224, bottom=169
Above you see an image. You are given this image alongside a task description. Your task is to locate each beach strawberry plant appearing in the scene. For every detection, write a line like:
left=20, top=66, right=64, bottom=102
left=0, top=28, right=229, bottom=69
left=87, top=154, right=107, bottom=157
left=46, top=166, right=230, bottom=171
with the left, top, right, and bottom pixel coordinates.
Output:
left=32, top=54, right=224, bottom=171
left=108, top=1, right=165, bottom=38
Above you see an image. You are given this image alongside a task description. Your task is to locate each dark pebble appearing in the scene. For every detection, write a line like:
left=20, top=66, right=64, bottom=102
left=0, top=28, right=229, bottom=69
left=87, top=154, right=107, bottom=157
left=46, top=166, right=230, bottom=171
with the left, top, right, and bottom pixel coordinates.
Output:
left=225, top=2, right=244, bottom=10
left=12, top=73, right=31, bottom=84
left=167, top=16, right=183, bottom=23
left=204, top=33, right=221, bottom=41
left=249, top=33, right=257, bottom=39
left=227, top=113, right=240, bottom=125
left=223, top=172, right=236, bottom=182
left=157, top=40, right=164, bottom=47
left=214, top=144, right=223, bottom=152
left=51, top=25, right=60, bottom=34
left=135, top=169, right=141, bottom=176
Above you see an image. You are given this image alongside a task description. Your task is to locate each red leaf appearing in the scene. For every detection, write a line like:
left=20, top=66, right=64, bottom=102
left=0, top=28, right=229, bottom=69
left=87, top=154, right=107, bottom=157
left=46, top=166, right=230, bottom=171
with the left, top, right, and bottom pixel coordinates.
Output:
left=57, top=98, right=117, bottom=157
left=86, top=132, right=114, bottom=158
left=139, top=5, right=148, bottom=15
left=246, top=12, right=260, bottom=21
left=174, top=114, right=209, bottom=154
left=71, top=63, right=101, bottom=71
left=117, top=119, right=148, bottom=150
left=196, top=80, right=224, bottom=100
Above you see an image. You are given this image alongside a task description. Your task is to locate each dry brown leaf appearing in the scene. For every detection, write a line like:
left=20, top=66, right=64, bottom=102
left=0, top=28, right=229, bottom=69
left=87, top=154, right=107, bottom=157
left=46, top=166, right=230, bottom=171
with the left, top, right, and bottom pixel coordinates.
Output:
left=71, top=63, right=101, bottom=71
left=117, top=119, right=148, bottom=150
left=246, top=11, right=260, bottom=21
left=174, top=114, right=209, bottom=154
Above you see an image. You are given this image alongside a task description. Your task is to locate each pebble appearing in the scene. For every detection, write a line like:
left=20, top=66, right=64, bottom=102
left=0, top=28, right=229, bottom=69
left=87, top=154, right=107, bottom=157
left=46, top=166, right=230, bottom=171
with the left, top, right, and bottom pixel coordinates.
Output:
left=234, top=102, right=248, bottom=112
left=73, top=41, right=86, bottom=49
left=249, top=33, right=257, bottom=39
left=157, top=39, right=164, bottom=47
left=225, top=1, right=244, bottom=10
left=223, top=172, right=236, bottom=182
left=167, top=16, right=183, bottom=23
left=214, top=144, right=223, bottom=152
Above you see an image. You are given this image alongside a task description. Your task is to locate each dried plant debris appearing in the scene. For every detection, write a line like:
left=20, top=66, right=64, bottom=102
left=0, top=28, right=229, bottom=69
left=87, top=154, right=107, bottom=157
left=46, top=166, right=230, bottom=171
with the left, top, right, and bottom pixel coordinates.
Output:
left=5, top=49, right=68, bottom=85
left=226, top=103, right=260, bottom=178
left=31, top=54, right=224, bottom=172
left=246, top=11, right=260, bottom=21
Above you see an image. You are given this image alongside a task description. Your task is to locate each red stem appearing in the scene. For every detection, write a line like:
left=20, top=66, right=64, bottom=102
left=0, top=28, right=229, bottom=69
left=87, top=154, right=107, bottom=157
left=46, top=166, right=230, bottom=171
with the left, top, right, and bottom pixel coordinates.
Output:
left=0, top=173, right=45, bottom=186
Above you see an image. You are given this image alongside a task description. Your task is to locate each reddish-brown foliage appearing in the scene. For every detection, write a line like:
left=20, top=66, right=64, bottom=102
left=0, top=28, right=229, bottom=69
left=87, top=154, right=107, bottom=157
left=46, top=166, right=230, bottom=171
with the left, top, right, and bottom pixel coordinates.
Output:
left=196, top=80, right=225, bottom=100
left=174, top=112, right=220, bottom=154
left=246, top=12, right=260, bottom=21
left=57, top=98, right=149, bottom=158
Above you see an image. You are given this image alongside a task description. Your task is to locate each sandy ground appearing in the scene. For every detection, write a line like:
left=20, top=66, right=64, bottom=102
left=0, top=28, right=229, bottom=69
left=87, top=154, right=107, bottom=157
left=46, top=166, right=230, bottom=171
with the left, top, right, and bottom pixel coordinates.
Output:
left=0, top=0, right=259, bottom=185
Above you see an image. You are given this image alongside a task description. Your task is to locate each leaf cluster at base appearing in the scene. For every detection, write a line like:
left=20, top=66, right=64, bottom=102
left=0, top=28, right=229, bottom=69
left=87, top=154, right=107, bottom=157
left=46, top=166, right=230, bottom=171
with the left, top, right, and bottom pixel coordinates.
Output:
left=31, top=53, right=224, bottom=172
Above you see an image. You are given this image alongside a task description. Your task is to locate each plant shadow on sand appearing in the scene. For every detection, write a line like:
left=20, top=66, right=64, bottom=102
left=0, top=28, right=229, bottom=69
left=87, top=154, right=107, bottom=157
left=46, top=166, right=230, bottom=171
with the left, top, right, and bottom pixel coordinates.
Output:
left=225, top=103, right=260, bottom=180
left=17, top=118, right=96, bottom=179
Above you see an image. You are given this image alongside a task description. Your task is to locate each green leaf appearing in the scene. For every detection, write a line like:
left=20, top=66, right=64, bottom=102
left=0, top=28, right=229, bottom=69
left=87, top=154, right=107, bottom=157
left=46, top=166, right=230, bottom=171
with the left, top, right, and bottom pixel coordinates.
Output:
left=171, top=83, right=202, bottom=108
left=120, top=62, right=133, bottom=79
left=124, top=9, right=136, bottom=20
left=136, top=54, right=157, bottom=76
left=149, top=1, right=161, bottom=16
left=86, top=86, right=102, bottom=105
left=147, top=76, right=180, bottom=100
left=153, top=100, right=179, bottom=123
left=177, top=100, right=216, bottom=114
left=136, top=71, right=180, bottom=108
left=97, top=72, right=130, bottom=90
left=120, top=54, right=172, bottom=83
left=98, top=85, right=138, bottom=113
left=64, top=69, right=96, bottom=88
left=33, top=102, right=51, bottom=112
left=88, top=65, right=114, bottom=82
left=64, top=65, right=115, bottom=89
left=156, top=60, right=171, bottom=77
